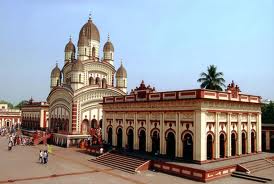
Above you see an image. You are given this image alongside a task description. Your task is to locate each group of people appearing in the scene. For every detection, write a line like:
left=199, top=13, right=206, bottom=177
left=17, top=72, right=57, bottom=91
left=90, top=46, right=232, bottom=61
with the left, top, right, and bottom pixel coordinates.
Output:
left=39, top=150, right=49, bottom=164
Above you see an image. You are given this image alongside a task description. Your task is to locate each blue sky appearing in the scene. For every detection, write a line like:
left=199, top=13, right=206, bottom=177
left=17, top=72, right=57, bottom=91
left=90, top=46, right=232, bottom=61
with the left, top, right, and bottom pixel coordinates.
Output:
left=0, top=0, right=273, bottom=104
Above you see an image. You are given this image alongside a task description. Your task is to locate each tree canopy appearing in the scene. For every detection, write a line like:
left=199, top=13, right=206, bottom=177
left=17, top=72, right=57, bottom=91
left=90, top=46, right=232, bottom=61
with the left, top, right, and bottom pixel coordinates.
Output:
left=197, top=65, right=226, bottom=91
left=262, top=101, right=274, bottom=124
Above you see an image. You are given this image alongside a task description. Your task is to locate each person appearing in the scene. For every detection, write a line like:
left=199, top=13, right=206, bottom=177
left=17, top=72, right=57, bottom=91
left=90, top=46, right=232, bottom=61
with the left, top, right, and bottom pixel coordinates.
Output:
left=43, top=150, right=48, bottom=164
left=39, top=150, right=43, bottom=164
left=8, top=141, right=12, bottom=151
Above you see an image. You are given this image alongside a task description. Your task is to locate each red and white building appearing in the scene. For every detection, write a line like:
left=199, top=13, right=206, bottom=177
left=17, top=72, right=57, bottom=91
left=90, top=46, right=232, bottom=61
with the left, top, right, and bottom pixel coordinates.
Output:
left=0, top=103, right=21, bottom=128
left=21, top=99, right=49, bottom=130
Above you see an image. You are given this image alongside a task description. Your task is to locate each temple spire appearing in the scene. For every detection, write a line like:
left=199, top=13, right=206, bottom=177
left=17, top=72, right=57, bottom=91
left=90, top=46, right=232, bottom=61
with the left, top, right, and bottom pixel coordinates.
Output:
left=89, top=11, right=92, bottom=21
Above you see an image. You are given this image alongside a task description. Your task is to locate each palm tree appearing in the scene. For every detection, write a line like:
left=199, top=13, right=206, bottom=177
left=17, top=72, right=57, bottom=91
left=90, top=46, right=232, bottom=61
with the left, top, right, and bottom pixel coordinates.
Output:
left=197, top=65, right=225, bottom=91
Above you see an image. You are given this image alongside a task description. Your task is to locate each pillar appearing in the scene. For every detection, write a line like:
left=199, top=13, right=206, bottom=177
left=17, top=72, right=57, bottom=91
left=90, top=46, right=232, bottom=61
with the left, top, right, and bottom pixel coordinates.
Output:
left=102, top=111, right=106, bottom=141
left=266, top=130, right=270, bottom=151
left=247, top=113, right=251, bottom=153
left=226, top=113, right=231, bottom=157
left=257, top=113, right=262, bottom=152
left=134, top=113, right=138, bottom=150
left=122, top=113, right=126, bottom=148
left=237, top=114, right=242, bottom=155
left=194, top=110, right=207, bottom=162
left=214, top=112, right=220, bottom=159
left=146, top=113, right=151, bottom=152
left=178, top=113, right=183, bottom=157
left=160, top=112, right=165, bottom=155
left=175, top=112, right=180, bottom=157
left=113, top=114, right=117, bottom=147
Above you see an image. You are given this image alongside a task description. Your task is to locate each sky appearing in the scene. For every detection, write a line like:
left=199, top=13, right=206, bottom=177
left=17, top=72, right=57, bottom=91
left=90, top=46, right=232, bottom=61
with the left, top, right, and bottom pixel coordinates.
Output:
left=0, top=0, right=273, bottom=104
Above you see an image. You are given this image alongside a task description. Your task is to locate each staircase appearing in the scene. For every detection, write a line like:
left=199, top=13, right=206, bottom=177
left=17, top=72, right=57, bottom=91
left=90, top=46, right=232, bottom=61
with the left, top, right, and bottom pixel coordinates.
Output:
left=34, top=133, right=52, bottom=145
left=90, top=152, right=150, bottom=174
left=232, top=171, right=272, bottom=183
left=237, top=159, right=274, bottom=174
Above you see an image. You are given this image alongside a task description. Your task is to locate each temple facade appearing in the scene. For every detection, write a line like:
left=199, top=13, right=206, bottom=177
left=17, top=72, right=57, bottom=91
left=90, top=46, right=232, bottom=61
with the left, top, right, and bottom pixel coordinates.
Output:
left=102, top=81, right=262, bottom=163
left=0, top=103, right=21, bottom=128
left=47, top=15, right=127, bottom=146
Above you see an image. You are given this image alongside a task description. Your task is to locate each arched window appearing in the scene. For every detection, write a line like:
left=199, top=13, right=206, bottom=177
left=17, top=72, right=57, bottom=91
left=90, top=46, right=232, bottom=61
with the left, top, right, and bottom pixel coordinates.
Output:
left=92, top=47, right=95, bottom=57
left=89, top=77, right=94, bottom=85
left=102, top=78, right=107, bottom=88
left=95, top=77, right=101, bottom=85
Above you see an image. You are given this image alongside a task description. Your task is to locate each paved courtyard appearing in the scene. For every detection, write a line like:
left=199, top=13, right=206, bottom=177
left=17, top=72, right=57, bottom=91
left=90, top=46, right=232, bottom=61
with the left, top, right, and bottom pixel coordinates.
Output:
left=0, top=137, right=273, bottom=184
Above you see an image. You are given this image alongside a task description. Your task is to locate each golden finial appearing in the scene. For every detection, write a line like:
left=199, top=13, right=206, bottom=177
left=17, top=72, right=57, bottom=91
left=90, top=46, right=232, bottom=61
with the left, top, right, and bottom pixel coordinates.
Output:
left=107, top=33, right=110, bottom=41
left=89, top=11, right=92, bottom=21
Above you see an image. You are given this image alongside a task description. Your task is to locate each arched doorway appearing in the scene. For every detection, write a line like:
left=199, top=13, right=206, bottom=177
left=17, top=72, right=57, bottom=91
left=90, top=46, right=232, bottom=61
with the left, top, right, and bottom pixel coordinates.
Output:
left=231, top=133, right=236, bottom=156
left=262, top=131, right=266, bottom=151
left=166, top=132, right=176, bottom=159
left=117, top=128, right=123, bottom=149
left=99, top=119, right=102, bottom=128
left=127, top=129, right=134, bottom=151
left=251, top=132, right=256, bottom=153
left=242, top=132, right=246, bottom=154
left=207, top=134, right=213, bottom=160
left=151, top=130, right=160, bottom=155
left=81, top=120, right=88, bottom=135
left=91, top=119, right=97, bottom=128
left=183, top=133, right=193, bottom=161
left=6, top=121, right=10, bottom=127
left=219, top=133, right=225, bottom=158
left=270, top=132, right=274, bottom=153
left=139, top=130, right=146, bottom=152
left=108, top=127, right=112, bottom=145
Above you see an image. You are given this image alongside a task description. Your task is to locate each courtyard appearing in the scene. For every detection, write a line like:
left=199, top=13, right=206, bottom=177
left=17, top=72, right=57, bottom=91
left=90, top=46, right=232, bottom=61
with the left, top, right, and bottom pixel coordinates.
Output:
left=0, top=137, right=273, bottom=184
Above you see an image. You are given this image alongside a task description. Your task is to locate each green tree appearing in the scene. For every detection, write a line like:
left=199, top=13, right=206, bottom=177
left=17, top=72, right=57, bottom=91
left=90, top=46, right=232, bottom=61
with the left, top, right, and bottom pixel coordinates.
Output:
left=197, top=65, right=226, bottom=91
left=15, top=100, right=28, bottom=109
left=262, top=101, right=274, bottom=124
left=0, top=100, right=14, bottom=109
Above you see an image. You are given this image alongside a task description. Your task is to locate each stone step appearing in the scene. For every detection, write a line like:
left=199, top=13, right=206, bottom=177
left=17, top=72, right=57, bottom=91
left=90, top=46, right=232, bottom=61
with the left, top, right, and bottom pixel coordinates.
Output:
left=104, top=153, right=145, bottom=162
left=231, top=172, right=269, bottom=183
left=250, top=165, right=274, bottom=173
left=241, top=159, right=267, bottom=167
left=231, top=171, right=272, bottom=183
left=242, top=161, right=270, bottom=169
left=96, top=155, right=144, bottom=165
left=91, top=160, right=136, bottom=174
left=93, top=159, right=142, bottom=169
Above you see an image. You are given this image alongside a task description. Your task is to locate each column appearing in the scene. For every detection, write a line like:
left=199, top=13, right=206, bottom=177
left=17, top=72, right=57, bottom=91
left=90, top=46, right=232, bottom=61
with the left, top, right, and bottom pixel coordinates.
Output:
left=175, top=112, right=180, bottom=157
left=160, top=112, right=165, bottom=155
left=194, top=110, right=207, bottom=162
left=113, top=114, right=117, bottom=147
left=256, top=113, right=262, bottom=152
left=146, top=113, right=151, bottom=152
left=122, top=113, right=126, bottom=148
left=247, top=113, right=251, bottom=153
left=178, top=113, right=183, bottom=158
left=102, top=111, right=106, bottom=141
left=226, top=113, right=232, bottom=157
left=237, top=114, right=242, bottom=155
left=266, top=130, right=270, bottom=151
left=214, top=113, right=220, bottom=159
left=134, top=113, right=138, bottom=150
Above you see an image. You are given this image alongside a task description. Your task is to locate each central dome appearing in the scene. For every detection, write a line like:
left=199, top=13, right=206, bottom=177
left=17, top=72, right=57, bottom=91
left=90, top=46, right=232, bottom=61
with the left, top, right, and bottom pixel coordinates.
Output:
left=78, top=18, right=100, bottom=43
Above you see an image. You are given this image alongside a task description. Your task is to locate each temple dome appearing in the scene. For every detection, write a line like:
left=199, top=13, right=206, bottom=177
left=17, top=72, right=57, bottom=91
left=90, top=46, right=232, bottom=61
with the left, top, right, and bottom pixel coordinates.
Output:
left=65, top=38, right=76, bottom=52
left=71, top=60, right=84, bottom=71
left=116, top=63, right=127, bottom=78
left=78, top=17, right=100, bottom=45
left=51, top=64, right=61, bottom=77
left=103, top=39, right=114, bottom=52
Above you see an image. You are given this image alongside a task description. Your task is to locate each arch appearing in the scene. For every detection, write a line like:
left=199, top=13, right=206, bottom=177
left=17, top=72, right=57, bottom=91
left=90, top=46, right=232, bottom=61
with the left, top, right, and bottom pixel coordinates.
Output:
left=219, top=133, right=226, bottom=158
left=165, top=128, right=176, bottom=139
left=183, top=133, right=193, bottom=161
left=242, top=131, right=247, bottom=154
left=89, top=77, right=94, bottom=85
left=95, top=77, right=101, bottom=86
left=150, top=128, right=160, bottom=137
left=262, top=131, right=266, bottom=152
left=91, top=119, right=97, bottom=129
left=251, top=130, right=256, bottom=153
left=92, top=47, right=95, bottom=57
left=181, top=130, right=194, bottom=141
left=166, top=131, right=176, bottom=159
left=139, top=129, right=146, bottom=152
left=102, top=78, right=107, bottom=88
left=127, top=128, right=134, bottom=151
left=117, top=127, right=123, bottom=149
left=81, top=120, right=88, bottom=135
left=126, top=126, right=134, bottom=135
left=151, top=129, right=160, bottom=155
left=138, top=127, right=146, bottom=136
left=99, top=119, right=102, bottom=128
left=231, top=131, right=237, bottom=156
left=107, top=126, right=113, bottom=145
left=207, top=133, right=214, bottom=160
